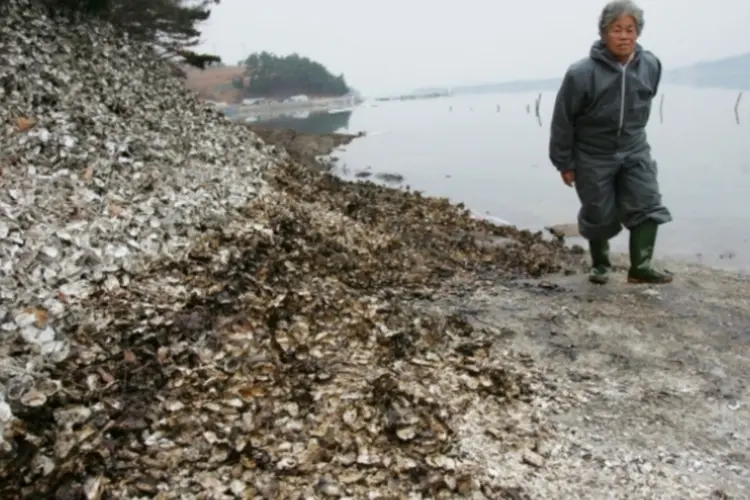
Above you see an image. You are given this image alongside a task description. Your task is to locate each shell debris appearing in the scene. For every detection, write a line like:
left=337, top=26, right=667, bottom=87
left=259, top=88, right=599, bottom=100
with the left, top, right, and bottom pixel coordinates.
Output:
left=0, top=0, right=580, bottom=497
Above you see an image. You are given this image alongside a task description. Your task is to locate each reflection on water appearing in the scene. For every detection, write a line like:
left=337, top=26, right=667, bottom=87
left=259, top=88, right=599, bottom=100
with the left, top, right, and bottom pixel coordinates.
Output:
left=251, top=109, right=353, bottom=134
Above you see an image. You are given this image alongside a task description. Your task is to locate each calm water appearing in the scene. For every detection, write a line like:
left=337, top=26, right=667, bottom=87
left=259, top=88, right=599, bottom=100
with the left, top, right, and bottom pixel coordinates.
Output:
left=278, top=86, right=750, bottom=269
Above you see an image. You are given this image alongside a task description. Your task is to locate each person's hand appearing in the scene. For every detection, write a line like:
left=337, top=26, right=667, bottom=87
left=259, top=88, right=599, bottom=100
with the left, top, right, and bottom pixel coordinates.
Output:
left=561, top=170, right=575, bottom=187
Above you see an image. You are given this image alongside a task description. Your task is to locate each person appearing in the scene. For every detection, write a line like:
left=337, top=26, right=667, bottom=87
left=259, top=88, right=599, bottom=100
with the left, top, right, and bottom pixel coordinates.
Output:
left=549, top=0, right=673, bottom=285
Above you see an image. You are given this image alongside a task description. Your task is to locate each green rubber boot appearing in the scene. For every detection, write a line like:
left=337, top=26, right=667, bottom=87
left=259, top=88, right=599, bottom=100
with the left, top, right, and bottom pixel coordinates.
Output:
left=627, top=220, right=673, bottom=284
left=588, top=239, right=612, bottom=284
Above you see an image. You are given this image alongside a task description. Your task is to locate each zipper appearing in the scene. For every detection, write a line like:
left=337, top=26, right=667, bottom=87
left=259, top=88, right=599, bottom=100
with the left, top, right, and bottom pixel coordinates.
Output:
left=617, top=53, right=634, bottom=136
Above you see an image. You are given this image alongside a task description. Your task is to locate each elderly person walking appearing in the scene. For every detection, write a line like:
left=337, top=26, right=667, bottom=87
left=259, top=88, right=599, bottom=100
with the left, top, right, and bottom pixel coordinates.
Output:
left=549, top=0, right=673, bottom=285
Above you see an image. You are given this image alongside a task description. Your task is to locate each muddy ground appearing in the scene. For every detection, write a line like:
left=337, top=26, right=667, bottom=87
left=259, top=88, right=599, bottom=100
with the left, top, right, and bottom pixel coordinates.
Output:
left=429, top=259, right=750, bottom=499
left=258, top=126, right=750, bottom=499
left=249, top=126, right=363, bottom=163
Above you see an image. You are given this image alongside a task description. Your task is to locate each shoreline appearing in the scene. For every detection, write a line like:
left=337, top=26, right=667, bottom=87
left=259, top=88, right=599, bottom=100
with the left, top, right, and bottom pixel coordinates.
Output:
left=224, top=96, right=361, bottom=121
left=247, top=125, right=363, bottom=161
left=324, top=129, right=750, bottom=272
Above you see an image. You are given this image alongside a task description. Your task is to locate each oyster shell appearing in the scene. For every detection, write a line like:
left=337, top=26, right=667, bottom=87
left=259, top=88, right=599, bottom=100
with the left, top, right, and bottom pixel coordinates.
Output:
left=0, top=0, right=576, bottom=497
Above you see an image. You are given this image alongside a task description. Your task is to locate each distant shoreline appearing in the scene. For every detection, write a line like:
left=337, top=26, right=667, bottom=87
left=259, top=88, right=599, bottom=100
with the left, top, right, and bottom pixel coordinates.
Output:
left=215, top=96, right=362, bottom=121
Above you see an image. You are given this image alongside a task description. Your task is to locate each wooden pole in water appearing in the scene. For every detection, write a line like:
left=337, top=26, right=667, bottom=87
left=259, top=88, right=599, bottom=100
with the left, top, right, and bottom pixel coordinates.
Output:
left=658, top=94, right=664, bottom=124
left=734, top=92, right=743, bottom=125
left=534, top=93, right=542, bottom=127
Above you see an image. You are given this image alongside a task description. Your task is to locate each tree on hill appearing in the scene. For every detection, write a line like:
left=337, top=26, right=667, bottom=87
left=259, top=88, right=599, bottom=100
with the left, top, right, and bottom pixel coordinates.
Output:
left=238, top=51, right=350, bottom=99
left=33, top=0, right=221, bottom=70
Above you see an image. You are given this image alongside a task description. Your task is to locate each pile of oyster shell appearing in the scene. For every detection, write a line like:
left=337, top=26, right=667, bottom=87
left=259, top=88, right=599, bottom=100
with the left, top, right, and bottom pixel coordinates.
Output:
left=0, top=0, right=273, bottom=471
left=0, top=0, right=576, bottom=497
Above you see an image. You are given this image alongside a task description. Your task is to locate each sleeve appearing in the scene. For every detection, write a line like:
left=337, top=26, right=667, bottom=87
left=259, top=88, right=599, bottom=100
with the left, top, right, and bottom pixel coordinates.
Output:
left=652, top=56, right=662, bottom=96
left=549, top=67, right=585, bottom=172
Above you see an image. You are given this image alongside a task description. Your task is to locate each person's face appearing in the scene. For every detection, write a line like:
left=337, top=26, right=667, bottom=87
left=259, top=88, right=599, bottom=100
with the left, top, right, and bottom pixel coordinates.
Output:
left=604, top=15, right=638, bottom=61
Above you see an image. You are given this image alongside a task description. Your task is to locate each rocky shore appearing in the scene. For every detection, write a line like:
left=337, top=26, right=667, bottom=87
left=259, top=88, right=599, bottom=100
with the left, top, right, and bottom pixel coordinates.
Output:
left=1, top=1, right=750, bottom=499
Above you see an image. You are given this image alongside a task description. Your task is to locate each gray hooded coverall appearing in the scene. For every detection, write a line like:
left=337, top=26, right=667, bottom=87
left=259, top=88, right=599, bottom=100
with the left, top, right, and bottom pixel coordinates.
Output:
left=549, top=40, right=672, bottom=242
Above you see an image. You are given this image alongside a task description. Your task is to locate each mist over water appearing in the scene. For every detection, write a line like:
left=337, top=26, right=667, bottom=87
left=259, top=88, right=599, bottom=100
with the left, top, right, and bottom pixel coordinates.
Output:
left=275, top=86, right=750, bottom=269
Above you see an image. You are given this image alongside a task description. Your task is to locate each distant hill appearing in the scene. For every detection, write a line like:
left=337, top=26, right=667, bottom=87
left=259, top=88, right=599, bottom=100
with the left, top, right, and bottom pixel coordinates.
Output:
left=183, top=52, right=352, bottom=104
left=663, top=52, right=750, bottom=90
left=411, top=86, right=452, bottom=95
left=449, top=78, right=561, bottom=95
left=442, top=52, right=750, bottom=96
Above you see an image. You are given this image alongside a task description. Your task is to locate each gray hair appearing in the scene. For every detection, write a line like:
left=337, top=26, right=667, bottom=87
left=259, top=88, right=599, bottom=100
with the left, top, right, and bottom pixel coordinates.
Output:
left=599, top=0, right=644, bottom=37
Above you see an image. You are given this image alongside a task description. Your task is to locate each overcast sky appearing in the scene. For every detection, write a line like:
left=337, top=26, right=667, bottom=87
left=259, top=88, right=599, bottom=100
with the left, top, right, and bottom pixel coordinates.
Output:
left=198, top=0, right=750, bottom=95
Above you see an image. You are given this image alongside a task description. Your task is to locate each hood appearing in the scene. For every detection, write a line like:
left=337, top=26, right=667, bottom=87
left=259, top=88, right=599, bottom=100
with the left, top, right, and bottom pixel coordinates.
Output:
left=590, top=40, right=643, bottom=68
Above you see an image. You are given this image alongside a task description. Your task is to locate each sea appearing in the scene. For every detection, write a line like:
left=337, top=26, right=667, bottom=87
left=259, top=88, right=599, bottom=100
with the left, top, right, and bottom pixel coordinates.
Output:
left=254, top=85, right=750, bottom=270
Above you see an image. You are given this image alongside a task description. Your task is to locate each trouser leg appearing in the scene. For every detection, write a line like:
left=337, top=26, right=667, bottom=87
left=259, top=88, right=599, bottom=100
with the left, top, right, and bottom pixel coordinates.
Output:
left=574, top=162, right=621, bottom=284
left=616, top=157, right=673, bottom=284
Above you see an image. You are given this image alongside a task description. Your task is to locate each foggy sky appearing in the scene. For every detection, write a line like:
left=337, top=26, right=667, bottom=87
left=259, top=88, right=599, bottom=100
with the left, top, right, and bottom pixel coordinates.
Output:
left=198, top=0, right=750, bottom=94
